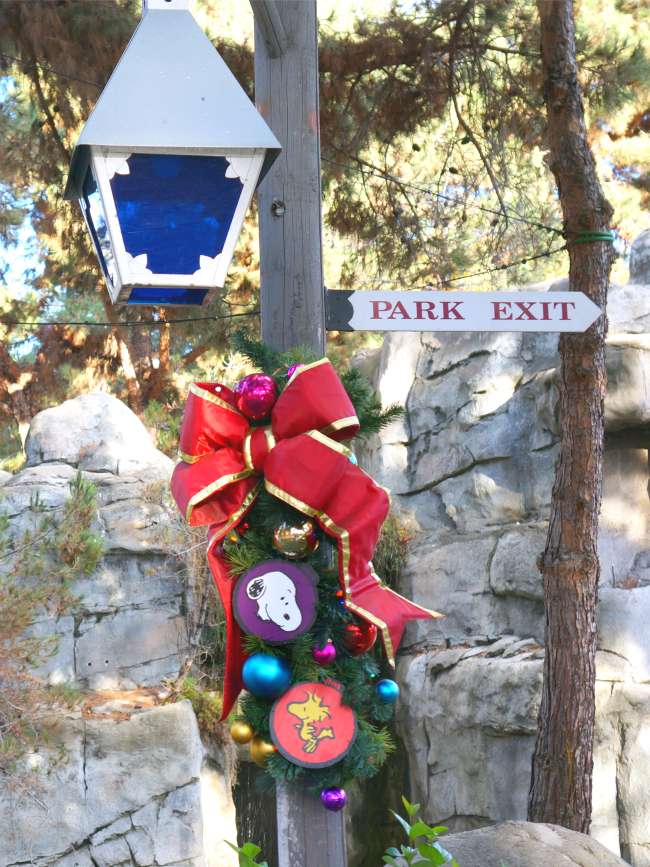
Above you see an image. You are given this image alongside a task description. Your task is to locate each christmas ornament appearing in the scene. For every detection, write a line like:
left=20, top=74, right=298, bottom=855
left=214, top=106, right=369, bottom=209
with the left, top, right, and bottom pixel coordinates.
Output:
left=230, top=720, right=255, bottom=744
left=286, top=363, right=304, bottom=379
left=272, top=519, right=319, bottom=559
left=376, top=679, right=400, bottom=703
left=270, top=680, right=357, bottom=768
left=234, top=373, right=278, bottom=421
left=349, top=453, right=358, bottom=466
left=242, top=652, right=291, bottom=699
left=342, top=619, right=378, bottom=656
left=321, top=787, right=347, bottom=812
left=233, top=560, right=319, bottom=645
left=250, top=734, right=277, bottom=768
left=312, top=641, right=336, bottom=665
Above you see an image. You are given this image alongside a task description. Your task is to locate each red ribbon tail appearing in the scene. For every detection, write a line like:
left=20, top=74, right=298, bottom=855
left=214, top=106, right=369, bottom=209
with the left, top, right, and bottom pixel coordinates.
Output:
left=207, top=538, right=248, bottom=723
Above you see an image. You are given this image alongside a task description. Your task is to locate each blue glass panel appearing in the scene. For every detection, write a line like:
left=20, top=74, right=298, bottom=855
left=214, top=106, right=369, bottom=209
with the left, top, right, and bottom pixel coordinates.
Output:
left=110, top=154, right=242, bottom=275
left=126, top=287, right=208, bottom=306
left=82, top=167, right=118, bottom=290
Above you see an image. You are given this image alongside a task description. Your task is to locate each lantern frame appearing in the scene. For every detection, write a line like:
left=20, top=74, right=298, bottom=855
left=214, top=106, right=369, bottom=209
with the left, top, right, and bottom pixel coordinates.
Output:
left=64, top=0, right=281, bottom=307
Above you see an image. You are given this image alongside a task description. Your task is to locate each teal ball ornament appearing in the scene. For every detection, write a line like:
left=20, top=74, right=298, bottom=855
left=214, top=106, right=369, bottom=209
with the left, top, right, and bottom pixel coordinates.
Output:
left=376, top=679, right=400, bottom=704
left=242, top=653, right=291, bottom=699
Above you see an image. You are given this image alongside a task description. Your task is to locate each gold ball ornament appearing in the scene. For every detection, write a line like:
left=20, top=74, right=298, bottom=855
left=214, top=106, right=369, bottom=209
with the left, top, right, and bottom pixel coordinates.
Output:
left=272, top=519, right=319, bottom=559
left=250, top=734, right=277, bottom=767
left=230, top=720, right=255, bottom=745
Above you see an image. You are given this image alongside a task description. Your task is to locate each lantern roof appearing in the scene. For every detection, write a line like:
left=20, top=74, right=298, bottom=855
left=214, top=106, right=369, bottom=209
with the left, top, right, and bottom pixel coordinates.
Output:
left=64, top=0, right=281, bottom=200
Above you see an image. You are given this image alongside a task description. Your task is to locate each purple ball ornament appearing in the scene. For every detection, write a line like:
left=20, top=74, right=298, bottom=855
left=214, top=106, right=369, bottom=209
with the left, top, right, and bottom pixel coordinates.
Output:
left=234, top=374, right=278, bottom=421
left=321, top=787, right=347, bottom=812
left=312, top=640, right=336, bottom=666
left=286, top=363, right=304, bottom=379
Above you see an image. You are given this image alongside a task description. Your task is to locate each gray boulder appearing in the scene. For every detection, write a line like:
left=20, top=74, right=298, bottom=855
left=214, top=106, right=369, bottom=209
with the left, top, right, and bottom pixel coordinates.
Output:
left=24, top=392, right=172, bottom=477
left=440, top=821, right=628, bottom=867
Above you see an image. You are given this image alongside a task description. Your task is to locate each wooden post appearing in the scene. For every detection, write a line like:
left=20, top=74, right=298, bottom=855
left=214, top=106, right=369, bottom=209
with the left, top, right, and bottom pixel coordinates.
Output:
left=276, top=782, right=347, bottom=867
left=253, top=0, right=326, bottom=356
left=252, top=2, right=344, bottom=865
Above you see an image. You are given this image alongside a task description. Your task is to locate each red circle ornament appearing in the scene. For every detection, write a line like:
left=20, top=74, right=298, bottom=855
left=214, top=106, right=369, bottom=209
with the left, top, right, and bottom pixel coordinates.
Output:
left=269, top=680, right=357, bottom=768
left=342, top=620, right=378, bottom=656
left=234, top=374, right=278, bottom=421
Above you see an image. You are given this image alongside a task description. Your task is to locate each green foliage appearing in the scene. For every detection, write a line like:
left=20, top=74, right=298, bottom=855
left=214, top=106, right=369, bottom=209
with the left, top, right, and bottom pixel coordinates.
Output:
left=224, top=840, right=269, bottom=867
left=339, top=368, right=403, bottom=441
left=0, top=472, right=103, bottom=773
left=177, top=676, right=223, bottom=734
left=383, top=798, right=458, bottom=867
left=373, top=512, right=411, bottom=589
left=143, top=400, right=183, bottom=456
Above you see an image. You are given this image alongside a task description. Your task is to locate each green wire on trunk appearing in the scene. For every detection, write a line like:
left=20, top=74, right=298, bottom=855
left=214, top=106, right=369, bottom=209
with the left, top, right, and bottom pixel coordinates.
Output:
left=572, top=231, right=615, bottom=244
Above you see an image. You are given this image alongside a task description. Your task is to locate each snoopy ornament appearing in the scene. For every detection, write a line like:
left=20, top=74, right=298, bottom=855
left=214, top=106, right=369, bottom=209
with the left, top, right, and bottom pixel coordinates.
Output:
left=232, top=560, right=320, bottom=645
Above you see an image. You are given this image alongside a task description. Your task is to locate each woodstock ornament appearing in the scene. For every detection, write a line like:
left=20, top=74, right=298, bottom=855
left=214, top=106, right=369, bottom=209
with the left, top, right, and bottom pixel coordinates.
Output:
left=269, top=679, right=357, bottom=769
left=232, top=560, right=320, bottom=645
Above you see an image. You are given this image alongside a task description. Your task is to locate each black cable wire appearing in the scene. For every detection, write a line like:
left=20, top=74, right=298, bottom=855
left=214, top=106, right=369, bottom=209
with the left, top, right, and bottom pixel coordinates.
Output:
left=322, top=156, right=566, bottom=238
left=1, top=52, right=565, bottom=238
left=417, top=244, right=567, bottom=288
left=0, top=52, right=568, bottom=302
left=1, top=242, right=569, bottom=331
left=0, top=52, right=102, bottom=89
left=0, top=310, right=260, bottom=329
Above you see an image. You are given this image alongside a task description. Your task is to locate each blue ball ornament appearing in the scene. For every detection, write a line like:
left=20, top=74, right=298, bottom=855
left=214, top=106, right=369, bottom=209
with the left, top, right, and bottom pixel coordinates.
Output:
left=349, top=453, right=358, bottom=465
left=242, top=653, right=291, bottom=699
left=376, top=679, right=400, bottom=703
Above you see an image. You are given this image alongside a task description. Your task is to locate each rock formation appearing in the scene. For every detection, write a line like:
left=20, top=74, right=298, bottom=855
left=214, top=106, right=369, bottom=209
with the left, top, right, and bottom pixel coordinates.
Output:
left=356, top=228, right=650, bottom=866
left=1, top=393, right=238, bottom=867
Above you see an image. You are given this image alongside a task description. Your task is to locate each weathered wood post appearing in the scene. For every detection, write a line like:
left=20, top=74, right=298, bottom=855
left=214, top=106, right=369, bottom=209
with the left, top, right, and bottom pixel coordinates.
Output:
left=252, top=0, right=326, bottom=356
left=251, top=1, right=345, bottom=865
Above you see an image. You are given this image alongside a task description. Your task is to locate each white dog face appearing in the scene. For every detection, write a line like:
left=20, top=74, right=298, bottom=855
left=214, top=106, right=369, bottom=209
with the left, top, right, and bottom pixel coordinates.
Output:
left=246, top=571, right=302, bottom=632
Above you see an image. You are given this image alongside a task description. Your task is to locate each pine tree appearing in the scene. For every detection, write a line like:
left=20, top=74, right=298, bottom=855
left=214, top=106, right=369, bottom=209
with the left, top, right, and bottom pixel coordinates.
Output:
left=0, top=0, right=648, bottom=455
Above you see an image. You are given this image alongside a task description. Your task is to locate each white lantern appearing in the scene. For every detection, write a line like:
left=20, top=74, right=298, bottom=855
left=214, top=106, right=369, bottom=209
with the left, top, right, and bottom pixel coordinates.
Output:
left=64, top=0, right=281, bottom=307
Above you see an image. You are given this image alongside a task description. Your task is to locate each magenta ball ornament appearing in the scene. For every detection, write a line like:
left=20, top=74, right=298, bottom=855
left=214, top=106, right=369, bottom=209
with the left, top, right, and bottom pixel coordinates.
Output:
left=286, top=363, right=304, bottom=379
left=234, top=374, right=278, bottom=421
left=312, top=641, right=336, bottom=666
left=321, top=787, right=346, bottom=812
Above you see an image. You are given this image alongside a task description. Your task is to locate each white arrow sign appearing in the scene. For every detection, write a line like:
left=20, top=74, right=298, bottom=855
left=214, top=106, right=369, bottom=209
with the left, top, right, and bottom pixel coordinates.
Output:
left=326, top=290, right=603, bottom=333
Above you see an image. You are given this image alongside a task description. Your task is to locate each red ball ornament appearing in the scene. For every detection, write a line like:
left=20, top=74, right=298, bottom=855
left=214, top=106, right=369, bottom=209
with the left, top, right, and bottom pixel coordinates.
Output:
left=342, top=619, right=378, bottom=656
left=234, top=374, right=278, bottom=421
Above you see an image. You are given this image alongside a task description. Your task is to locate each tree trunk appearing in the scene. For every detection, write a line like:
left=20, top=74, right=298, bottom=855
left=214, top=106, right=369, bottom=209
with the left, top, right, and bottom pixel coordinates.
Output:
left=97, top=285, right=145, bottom=417
left=528, top=0, right=614, bottom=832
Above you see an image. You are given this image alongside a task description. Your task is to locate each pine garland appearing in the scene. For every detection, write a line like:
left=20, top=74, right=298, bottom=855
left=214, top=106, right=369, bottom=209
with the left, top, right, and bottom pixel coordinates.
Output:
left=225, top=336, right=402, bottom=796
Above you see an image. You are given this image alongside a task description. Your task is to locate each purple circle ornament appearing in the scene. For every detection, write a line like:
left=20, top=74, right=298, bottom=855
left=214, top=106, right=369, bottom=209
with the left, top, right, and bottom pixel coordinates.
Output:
left=234, top=373, right=278, bottom=421
left=233, top=560, right=320, bottom=645
left=321, top=787, right=347, bottom=812
left=286, top=363, right=304, bottom=379
left=312, top=641, right=336, bottom=666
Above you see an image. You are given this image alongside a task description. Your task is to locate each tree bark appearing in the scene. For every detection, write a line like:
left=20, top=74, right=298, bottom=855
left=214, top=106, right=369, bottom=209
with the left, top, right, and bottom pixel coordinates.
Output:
left=528, top=0, right=614, bottom=832
left=97, top=285, right=145, bottom=417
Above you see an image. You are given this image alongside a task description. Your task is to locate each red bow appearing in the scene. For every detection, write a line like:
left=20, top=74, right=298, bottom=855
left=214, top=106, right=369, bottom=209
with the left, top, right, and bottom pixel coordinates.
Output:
left=171, top=359, right=441, bottom=720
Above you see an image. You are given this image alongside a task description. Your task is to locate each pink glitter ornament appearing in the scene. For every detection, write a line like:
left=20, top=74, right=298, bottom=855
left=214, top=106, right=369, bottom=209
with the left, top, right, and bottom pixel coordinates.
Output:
left=321, top=787, right=346, bottom=812
left=286, top=363, right=304, bottom=379
left=234, top=374, right=278, bottom=421
left=312, top=641, right=336, bottom=666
